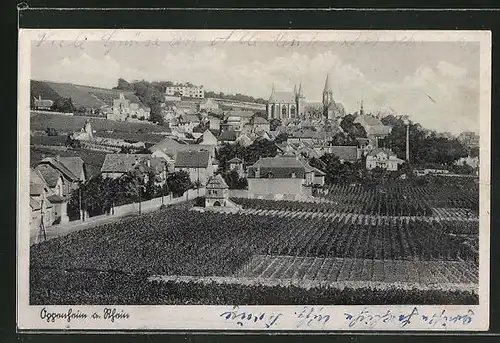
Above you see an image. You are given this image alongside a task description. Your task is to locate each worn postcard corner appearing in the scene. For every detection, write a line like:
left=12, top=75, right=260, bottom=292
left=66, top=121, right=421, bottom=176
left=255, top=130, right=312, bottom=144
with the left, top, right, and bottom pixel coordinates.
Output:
left=17, top=29, right=491, bottom=332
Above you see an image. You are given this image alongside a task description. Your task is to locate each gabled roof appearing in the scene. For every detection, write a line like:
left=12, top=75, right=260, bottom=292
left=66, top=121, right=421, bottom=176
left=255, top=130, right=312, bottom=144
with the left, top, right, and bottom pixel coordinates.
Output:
left=30, top=169, right=50, bottom=196
left=101, top=154, right=166, bottom=173
left=38, top=157, right=80, bottom=182
left=47, top=194, right=66, bottom=203
left=219, top=130, right=238, bottom=142
left=355, top=114, right=383, bottom=127
left=34, top=164, right=61, bottom=187
left=247, top=155, right=306, bottom=179
left=175, top=150, right=211, bottom=168
left=269, top=91, right=295, bottom=104
left=206, top=174, right=229, bottom=189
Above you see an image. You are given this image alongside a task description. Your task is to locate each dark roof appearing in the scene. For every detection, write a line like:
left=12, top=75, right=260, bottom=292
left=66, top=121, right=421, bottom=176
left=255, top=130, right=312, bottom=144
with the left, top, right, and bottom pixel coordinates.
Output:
left=247, top=155, right=306, bottom=179
left=59, top=157, right=84, bottom=180
left=328, top=146, right=359, bottom=162
left=219, top=130, right=238, bottom=142
left=34, top=164, right=61, bottom=187
left=101, top=154, right=166, bottom=173
left=175, top=150, right=210, bottom=168
left=206, top=174, right=229, bottom=189
left=30, top=169, right=49, bottom=195
left=269, top=91, right=295, bottom=103
left=290, top=128, right=321, bottom=139
left=355, top=114, right=383, bottom=126
left=38, top=157, right=80, bottom=182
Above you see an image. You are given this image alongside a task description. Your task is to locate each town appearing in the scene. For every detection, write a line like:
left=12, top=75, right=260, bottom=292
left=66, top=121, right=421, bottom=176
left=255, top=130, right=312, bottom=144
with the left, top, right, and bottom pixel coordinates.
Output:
left=29, top=74, right=480, bottom=306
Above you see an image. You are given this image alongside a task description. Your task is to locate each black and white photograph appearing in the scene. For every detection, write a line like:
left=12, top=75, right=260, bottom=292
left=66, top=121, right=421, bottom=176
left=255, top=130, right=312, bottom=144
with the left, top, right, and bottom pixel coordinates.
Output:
left=17, top=29, right=491, bottom=331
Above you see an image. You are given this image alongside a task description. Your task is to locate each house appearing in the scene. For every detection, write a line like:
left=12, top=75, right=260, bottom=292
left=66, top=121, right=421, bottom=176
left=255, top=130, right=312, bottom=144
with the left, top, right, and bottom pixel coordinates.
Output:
left=200, top=130, right=218, bottom=146
left=208, top=116, right=221, bottom=132
left=322, top=145, right=361, bottom=163
left=354, top=115, right=392, bottom=148
left=246, top=154, right=324, bottom=200
left=235, top=133, right=253, bottom=147
left=108, top=92, right=131, bottom=121
left=174, top=150, right=213, bottom=186
left=227, top=157, right=244, bottom=177
left=130, top=102, right=151, bottom=120
left=33, top=95, right=54, bottom=110
left=252, top=116, right=271, bottom=132
left=35, top=156, right=85, bottom=198
left=218, top=130, right=239, bottom=145
left=288, top=127, right=322, bottom=144
left=179, top=114, right=201, bottom=133
left=205, top=174, right=229, bottom=207
left=199, top=98, right=220, bottom=112
left=455, top=156, right=480, bottom=169
left=101, top=154, right=170, bottom=185
left=366, top=148, right=404, bottom=171
left=30, top=168, right=70, bottom=228
left=150, top=136, right=215, bottom=160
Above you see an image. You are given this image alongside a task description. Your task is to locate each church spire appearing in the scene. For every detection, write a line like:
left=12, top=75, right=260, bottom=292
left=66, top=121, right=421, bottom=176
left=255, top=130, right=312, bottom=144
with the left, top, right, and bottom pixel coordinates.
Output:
left=269, top=83, right=276, bottom=102
left=360, top=99, right=364, bottom=115
left=298, top=82, right=304, bottom=97
left=324, top=73, right=332, bottom=92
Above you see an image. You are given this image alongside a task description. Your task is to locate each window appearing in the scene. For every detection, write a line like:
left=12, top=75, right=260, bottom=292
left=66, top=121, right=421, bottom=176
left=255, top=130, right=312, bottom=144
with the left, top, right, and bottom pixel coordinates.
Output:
left=291, top=172, right=296, bottom=178
left=282, top=106, right=287, bottom=116
left=290, top=106, right=296, bottom=116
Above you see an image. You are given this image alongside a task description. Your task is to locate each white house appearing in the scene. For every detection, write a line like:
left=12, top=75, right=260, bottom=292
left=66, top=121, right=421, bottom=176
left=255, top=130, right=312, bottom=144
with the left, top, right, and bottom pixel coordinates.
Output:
left=174, top=150, right=213, bottom=186
left=365, top=148, right=404, bottom=171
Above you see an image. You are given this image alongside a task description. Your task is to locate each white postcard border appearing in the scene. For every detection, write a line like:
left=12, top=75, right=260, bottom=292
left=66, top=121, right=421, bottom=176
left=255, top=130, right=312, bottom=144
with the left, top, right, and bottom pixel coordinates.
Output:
left=17, top=29, right=492, bottom=332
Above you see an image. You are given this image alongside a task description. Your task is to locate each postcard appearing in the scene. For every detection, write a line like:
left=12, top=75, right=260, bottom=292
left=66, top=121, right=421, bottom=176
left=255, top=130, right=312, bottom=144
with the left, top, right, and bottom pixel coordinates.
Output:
left=17, top=29, right=491, bottom=331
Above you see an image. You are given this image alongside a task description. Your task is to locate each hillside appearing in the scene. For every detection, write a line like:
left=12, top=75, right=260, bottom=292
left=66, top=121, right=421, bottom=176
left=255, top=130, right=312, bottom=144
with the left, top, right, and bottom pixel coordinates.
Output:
left=30, top=80, right=146, bottom=109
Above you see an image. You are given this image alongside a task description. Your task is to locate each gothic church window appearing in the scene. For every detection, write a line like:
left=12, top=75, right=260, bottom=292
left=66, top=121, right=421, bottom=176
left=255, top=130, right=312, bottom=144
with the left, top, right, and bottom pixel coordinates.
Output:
left=282, top=106, right=287, bottom=116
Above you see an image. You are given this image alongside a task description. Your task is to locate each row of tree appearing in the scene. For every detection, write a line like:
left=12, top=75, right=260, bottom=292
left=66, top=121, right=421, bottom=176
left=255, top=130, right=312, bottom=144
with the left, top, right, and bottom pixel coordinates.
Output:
left=67, top=170, right=192, bottom=219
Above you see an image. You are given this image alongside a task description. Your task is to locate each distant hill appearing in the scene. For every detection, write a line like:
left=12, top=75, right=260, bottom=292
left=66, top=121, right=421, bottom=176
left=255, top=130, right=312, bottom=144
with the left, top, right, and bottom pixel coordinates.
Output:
left=30, top=80, right=146, bottom=110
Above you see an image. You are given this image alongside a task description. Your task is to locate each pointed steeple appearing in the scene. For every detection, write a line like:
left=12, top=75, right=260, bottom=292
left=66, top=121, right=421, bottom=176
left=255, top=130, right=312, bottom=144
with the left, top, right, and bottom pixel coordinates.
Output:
left=360, top=99, right=364, bottom=115
left=324, top=74, right=332, bottom=92
left=293, top=84, right=297, bottom=95
left=298, top=82, right=304, bottom=97
left=269, top=83, right=276, bottom=102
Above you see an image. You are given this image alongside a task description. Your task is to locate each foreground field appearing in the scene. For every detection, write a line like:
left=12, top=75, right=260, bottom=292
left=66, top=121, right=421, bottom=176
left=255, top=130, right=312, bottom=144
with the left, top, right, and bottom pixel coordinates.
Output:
left=30, top=206, right=479, bottom=305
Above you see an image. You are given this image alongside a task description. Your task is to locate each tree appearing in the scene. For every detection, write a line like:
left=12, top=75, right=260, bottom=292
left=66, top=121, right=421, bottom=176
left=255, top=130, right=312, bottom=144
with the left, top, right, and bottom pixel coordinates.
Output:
left=222, top=169, right=247, bottom=189
left=51, top=97, right=75, bottom=113
left=114, top=78, right=133, bottom=91
left=340, top=114, right=367, bottom=140
left=166, top=170, right=192, bottom=197
left=269, top=118, right=282, bottom=131
left=274, top=132, right=289, bottom=144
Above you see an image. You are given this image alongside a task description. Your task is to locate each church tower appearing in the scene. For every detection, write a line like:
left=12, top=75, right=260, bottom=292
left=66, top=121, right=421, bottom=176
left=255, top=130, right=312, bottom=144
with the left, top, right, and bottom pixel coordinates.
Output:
left=322, top=74, right=334, bottom=121
left=296, top=82, right=305, bottom=119
left=360, top=99, right=364, bottom=116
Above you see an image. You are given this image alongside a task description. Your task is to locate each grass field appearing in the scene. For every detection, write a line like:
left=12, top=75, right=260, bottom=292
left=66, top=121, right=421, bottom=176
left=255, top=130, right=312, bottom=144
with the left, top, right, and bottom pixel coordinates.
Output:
left=31, top=112, right=167, bottom=135
left=30, top=199, right=479, bottom=305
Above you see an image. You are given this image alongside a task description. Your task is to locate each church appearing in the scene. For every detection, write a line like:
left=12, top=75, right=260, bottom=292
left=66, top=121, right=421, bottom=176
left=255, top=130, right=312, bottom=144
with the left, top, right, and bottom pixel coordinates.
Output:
left=266, top=74, right=345, bottom=122
left=267, top=83, right=306, bottom=120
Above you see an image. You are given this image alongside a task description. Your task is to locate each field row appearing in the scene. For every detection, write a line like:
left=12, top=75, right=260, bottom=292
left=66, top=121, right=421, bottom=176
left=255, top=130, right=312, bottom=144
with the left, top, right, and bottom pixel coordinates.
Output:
left=239, top=207, right=479, bottom=224
left=236, top=255, right=478, bottom=285
left=31, top=209, right=479, bottom=281
left=321, top=183, right=479, bottom=215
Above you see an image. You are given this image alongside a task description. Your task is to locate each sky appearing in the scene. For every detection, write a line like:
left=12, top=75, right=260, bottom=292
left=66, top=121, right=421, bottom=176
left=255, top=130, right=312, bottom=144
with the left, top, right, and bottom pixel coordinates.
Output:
left=31, top=39, right=480, bottom=134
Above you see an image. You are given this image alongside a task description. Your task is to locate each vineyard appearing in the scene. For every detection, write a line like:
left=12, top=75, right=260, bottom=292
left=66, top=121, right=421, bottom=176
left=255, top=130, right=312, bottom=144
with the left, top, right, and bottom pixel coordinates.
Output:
left=31, top=203, right=479, bottom=305
left=232, top=183, right=479, bottom=217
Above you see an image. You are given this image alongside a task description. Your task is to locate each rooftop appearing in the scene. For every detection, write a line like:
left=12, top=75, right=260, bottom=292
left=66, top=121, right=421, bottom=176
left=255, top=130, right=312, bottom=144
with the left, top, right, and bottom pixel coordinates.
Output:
left=206, top=174, right=229, bottom=189
left=175, top=150, right=211, bottom=168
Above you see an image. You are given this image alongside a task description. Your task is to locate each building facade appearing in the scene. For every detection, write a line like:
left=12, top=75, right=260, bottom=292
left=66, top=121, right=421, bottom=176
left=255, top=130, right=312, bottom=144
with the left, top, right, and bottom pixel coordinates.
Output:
left=267, top=83, right=306, bottom=121
left=366, top=148, right=404, bottom=171
left=165, top=85, right=204, bottom=99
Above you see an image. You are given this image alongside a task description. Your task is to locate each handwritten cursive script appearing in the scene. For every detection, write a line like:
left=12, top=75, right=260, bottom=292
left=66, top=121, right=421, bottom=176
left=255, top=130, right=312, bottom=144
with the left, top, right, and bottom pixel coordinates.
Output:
left=344, top=307, right=475, bottom=329
left=220, top=305, right=283, bottom=328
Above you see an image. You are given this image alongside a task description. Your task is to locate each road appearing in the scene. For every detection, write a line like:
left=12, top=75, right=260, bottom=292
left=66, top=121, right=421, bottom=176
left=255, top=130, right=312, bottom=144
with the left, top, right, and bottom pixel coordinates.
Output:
left=30, top=212, right=138, bottom=245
